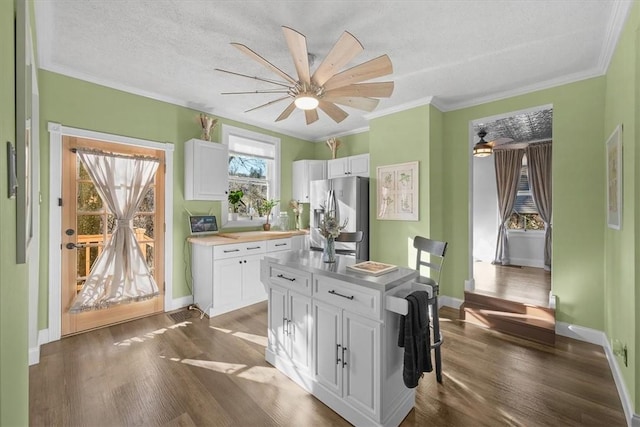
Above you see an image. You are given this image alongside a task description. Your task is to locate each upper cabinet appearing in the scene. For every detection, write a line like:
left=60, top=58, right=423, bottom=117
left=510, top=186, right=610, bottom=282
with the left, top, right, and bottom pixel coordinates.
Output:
left=327, top=153, right=370, bottom=179
left=292, top=160, right=327, bottom=202
left=184, top=139, right=228, bottom=201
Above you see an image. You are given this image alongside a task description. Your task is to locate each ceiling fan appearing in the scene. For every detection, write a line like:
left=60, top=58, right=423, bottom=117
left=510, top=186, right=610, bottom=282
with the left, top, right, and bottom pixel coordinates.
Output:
left=473, top=129, right=514, bottom=157
left=215, top=26, right=394, bottom=125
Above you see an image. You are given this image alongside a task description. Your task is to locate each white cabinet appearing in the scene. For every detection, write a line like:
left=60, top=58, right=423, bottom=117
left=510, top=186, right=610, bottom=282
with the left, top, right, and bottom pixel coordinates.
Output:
left=327, top=153, right=369, bottom=179
left=191, top=237, right=293, bottom=317
left=184, top=138, right=228, bottom=201
left=269, top=284, right=312, bottom=372
left=292, top=160, right=326, bottom=202
left=291, top=234, right=309, bottom=251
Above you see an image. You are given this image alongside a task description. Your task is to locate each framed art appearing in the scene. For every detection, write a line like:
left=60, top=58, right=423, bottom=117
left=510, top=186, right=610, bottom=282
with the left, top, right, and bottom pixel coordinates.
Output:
left=376, top=161, right=419, bottom=221
left=606, top=125, right=622, bottom=230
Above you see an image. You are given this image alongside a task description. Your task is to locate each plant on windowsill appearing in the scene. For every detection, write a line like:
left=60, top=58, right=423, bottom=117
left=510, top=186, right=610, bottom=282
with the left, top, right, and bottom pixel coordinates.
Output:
left=228, top=190, right=245, bottom=221
left=258, top=199, right=279, bottom=231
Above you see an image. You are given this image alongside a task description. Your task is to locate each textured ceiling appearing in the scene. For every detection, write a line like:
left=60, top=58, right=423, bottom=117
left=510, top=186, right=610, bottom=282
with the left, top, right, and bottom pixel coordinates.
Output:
left=474, top=108, right=553, bottom=148
left=34, top=1, right=632, bottom=142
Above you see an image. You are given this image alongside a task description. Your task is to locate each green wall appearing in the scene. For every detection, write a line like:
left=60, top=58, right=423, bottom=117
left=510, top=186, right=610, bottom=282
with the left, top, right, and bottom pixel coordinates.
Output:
left=37, top=70, right=314, bottom=326
left=1, top=1, right=29, bottom=425
left=604, top=0, right=639, bottom=411
left=313, top=131, right=370, bottom=160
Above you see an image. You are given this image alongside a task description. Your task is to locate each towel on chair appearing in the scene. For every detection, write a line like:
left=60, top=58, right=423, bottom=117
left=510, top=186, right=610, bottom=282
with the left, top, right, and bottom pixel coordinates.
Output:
left=398, top=290, right=432, bottom=388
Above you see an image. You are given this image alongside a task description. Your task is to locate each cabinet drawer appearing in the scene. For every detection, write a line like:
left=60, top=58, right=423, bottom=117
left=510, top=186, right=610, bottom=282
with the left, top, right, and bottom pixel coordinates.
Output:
left=314, top=276, right=381, bottom=319
left=214, top=241, right=266, bottom=260
left=268, top=264, right=312, bottom=295
left=267, top=238, right=291, bottom=252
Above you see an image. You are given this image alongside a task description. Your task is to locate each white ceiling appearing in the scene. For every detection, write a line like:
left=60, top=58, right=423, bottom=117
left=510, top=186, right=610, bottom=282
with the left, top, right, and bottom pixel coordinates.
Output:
left=34, top=1, right=633, bottom=142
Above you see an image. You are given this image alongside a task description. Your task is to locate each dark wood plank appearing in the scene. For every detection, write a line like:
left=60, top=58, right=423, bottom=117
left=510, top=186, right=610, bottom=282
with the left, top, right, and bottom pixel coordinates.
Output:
left=30, top=303, right=625, bottom=427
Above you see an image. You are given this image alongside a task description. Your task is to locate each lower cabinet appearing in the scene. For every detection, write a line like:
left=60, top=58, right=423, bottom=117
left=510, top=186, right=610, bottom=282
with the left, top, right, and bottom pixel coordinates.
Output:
left=313, top=300, right=380, bottom=419
left=268, top=284, right=311, bottom=372
left=212, top=253, right=264, bottom=315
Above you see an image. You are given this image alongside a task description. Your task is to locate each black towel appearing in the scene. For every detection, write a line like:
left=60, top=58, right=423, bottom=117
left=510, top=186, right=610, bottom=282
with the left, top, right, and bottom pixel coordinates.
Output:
left=398, top=290, right=432, bottom=388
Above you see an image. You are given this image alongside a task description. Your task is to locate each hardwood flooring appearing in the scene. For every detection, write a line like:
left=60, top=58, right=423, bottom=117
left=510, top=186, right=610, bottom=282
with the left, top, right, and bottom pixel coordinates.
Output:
left=30, top=303, right=625, bottom=427
left=473, top=261, right=551, bottom=307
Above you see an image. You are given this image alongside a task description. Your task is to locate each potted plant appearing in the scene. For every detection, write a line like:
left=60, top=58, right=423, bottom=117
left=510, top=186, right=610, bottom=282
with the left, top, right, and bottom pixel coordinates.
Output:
left=228, top=190, right=245, bottom=220
left=259, top=198, right=279, bottom=231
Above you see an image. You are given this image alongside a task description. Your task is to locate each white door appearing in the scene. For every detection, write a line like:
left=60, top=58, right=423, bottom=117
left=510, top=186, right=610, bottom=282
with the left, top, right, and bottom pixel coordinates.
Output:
left=313, top=300, right=342, bottom=396
left=268, top=284, right=288, bottom=358
left=342, top=311, right=380, bottom=418
left=241, top=253, right=266, bottom=302
left=288, top=291, right=311, bottom=371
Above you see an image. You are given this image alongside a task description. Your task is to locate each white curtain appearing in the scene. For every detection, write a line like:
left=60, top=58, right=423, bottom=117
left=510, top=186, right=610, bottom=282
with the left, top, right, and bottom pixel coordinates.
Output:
left=70, top=149, right=160, bottom=312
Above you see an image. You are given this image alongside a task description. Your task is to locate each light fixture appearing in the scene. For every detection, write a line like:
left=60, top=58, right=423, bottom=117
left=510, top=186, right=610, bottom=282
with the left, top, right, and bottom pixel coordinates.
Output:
left=294, top=94, right=319, bottom=110
left=473, top=129, right=493, bottom=157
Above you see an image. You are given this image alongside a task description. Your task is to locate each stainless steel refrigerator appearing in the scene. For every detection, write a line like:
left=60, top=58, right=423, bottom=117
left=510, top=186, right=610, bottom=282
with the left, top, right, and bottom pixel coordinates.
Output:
left=309, top=176, right=369, bottom=260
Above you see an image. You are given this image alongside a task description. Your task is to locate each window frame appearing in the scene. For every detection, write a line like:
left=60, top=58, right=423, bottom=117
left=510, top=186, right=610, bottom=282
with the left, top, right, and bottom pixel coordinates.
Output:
left=220, top=124, right=280, bottom=229
left=508, top=154, right=544, bottom=232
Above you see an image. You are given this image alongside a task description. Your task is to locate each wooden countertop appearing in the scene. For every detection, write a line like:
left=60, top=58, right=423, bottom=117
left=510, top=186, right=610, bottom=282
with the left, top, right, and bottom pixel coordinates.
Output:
left=188, top=229, right=308, bottom=246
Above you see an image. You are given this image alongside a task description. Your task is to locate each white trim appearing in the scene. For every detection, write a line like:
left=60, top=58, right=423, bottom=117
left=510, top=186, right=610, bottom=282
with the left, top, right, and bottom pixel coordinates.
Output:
left=364, top=96, right=434, bottom=120
left=29, top=329, right=50, bottom=366
left=597, top=0, right=634, bottom=74
left=311, top=126, right=370, bottom=143
left=220, top=124, right=281, bottom=229
left=602, top=338, right=634, bottom=426
left=438, top=295, right=463, bottom=310
left=47, top=122, right=174, bottom=342
left=171, top=295, right=194, bottom=311
left=555, top=321, right=606, bottom=346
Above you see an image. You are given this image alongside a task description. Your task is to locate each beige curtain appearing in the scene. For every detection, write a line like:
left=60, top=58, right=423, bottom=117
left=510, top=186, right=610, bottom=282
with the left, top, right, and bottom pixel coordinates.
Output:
left=526, top=141, right=552, bottom=270
left=70, top=149, right=160, bottom=312
left=493, top=148, right=524, bottom=265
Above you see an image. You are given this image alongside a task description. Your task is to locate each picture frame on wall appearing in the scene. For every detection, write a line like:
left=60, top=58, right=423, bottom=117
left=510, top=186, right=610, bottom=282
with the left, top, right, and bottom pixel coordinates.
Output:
left=606, top=124, right=622, bottom=230
left=376, top=161, right=419, bottom=221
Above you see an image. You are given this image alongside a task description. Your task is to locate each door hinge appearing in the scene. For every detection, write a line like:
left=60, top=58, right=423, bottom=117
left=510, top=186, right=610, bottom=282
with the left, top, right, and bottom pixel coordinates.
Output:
left=58, top=198, right=63, bottom=206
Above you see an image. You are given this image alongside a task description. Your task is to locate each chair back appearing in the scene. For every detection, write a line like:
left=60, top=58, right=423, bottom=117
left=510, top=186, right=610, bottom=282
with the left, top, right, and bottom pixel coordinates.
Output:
left=335, top=231, right=364, bottom=256
left=413, top=236, right=448, bottom=289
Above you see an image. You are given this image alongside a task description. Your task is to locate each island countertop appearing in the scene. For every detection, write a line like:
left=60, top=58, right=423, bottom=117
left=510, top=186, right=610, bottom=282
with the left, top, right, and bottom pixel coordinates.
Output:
left=264, top=249, right=418, bottom=292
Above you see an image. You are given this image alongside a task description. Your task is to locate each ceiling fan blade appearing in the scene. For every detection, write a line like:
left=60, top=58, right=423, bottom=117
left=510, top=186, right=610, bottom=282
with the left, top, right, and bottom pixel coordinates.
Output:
left=324, top=82, right=394, bottom=99
left=323, top=54, right=393, bottom=91
left=305, top=109, right=319, bottom=125
left=222, top=90, right=290, bottom=95
left=245, top=96, right=291, bottom=113
left=311, top=31, right=364, bottom=87
left=231, top=43, right=297, bottom=85
left=282, top=26, right=311, bottom=85
left=215, top=68, right=292, bottom=88
left=276, top=102, right=297, bottom=122
left=318, top=100, right=348, bottom=123
left=328, top=97, right=379, bottom=112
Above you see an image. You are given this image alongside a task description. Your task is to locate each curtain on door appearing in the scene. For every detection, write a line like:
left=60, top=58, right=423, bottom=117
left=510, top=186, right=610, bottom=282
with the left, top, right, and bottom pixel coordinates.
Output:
left=526, top=141, right=552, bottom=270
left=493, top=148, right=524, bottom=265
left=70, top=149, right=160, bottom=312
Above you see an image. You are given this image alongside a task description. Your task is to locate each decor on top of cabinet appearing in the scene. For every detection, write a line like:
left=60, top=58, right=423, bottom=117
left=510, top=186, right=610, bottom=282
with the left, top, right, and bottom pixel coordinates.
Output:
left=228, top=190, right=245, bottom=220
left=199, top=113, right=218, bottom=141
left=290, top=200, right=304, bottom=230
left=326, top=137, right=342, bottom=159
left=258, top=198, right=279, bottom=231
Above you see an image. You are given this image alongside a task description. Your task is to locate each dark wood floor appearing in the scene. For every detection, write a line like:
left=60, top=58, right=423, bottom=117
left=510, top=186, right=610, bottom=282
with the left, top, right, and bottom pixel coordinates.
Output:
left=30, top=303, right=625, bottom=427
left=473, top=261, right=551, bottom=307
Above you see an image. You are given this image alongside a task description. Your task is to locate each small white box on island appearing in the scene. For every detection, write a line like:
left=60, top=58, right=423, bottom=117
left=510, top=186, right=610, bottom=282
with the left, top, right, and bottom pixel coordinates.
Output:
left=347, top=261, right=398, bottom=276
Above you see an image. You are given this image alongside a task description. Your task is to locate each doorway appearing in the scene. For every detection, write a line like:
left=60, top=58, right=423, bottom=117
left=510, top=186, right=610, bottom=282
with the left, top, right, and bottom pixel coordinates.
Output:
left=60, top=136, right=166, bottom=335
left=469, top=105, right=553, bottom=305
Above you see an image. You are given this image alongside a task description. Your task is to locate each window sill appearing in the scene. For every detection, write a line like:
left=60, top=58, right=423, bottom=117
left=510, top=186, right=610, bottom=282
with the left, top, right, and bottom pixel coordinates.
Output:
left=221, top=218, right=266, bottom=229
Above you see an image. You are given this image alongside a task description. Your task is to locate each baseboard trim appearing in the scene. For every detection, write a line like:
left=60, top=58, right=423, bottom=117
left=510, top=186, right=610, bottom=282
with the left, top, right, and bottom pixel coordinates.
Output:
left=439, top=295, right=463, bottom=310
left=556, top=321, right=634, bottom=426
left=29, top=328, right=50, bottom=366
left=171, top=295, right=194, bottom=311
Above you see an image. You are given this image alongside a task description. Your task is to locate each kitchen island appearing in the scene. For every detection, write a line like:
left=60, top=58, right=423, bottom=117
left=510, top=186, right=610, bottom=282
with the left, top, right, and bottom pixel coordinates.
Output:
left=260, top=250, right=419, bottom=427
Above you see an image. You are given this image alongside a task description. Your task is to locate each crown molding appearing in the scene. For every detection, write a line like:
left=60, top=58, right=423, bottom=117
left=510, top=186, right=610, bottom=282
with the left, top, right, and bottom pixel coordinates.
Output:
left=596, top=0, right=634, bottom=74
left=311, top=126, right=370, bottom=143
left=364, top=96, right=434, bottom=120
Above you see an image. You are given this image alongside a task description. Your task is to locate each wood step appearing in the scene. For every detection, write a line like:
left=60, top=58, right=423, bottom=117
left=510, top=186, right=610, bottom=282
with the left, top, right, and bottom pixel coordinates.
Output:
left=462, top=291, right=556, bottom=346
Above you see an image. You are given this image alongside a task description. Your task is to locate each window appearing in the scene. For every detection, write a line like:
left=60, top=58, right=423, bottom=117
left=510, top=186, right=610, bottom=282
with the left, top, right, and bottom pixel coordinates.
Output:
left=507, top=154, right=544, bottom=231
left=221, top=124, right=280, bottom=228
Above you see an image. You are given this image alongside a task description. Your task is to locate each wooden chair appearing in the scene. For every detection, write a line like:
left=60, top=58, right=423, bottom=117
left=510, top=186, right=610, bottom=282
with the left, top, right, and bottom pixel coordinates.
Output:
left=335, top=231, right=364, bottom=257
left=413, top=235, right=448, bottom=383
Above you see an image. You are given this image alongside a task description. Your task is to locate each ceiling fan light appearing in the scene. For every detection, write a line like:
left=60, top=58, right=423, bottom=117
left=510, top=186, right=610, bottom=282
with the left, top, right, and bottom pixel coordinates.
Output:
left=473, top=142, right=493, bottom=157
left=294, top=95, right=319, bottom=110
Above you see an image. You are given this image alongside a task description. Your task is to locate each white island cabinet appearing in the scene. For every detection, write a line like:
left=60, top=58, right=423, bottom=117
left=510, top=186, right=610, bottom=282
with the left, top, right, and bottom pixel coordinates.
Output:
left=261, top=250, right=419, bottom=427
